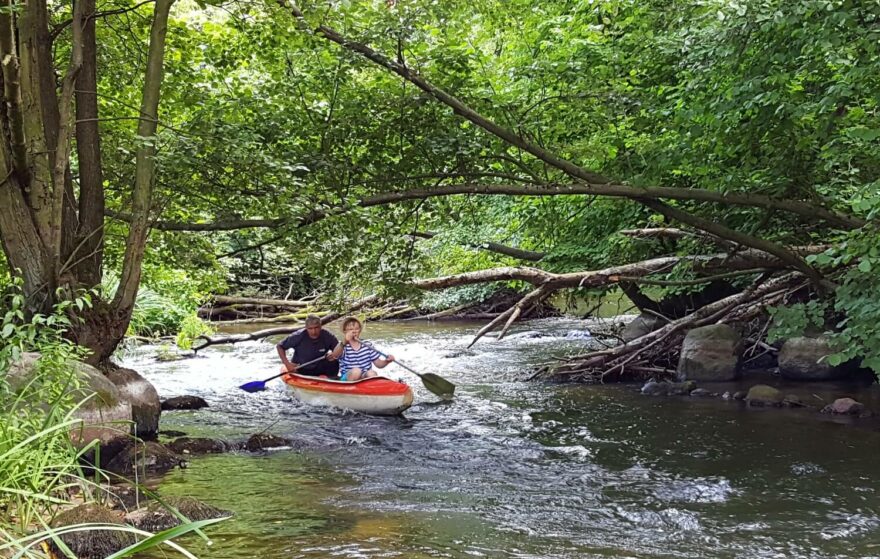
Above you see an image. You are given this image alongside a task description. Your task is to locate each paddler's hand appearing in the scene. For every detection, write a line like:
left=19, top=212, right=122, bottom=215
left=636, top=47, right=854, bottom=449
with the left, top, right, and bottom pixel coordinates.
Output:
left=385, top=354, right=395, bottom=363
left=281, top=363, right=298, bottom=374
left=325, top=349, right=336, bottom=361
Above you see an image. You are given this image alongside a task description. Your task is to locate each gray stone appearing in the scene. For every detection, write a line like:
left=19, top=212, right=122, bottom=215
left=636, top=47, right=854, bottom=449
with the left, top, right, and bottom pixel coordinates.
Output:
left=778, top=337, right=847, bottom=380
left=732, top=391, right=747, bottom=401
left=677, top=324, right=742, bottom=381
left=104, top=367, right=161, bottom=439
left=7, top=353, right=132, bottom=451
left=821, top=397, right=865, bottom=415
left=745, top=384, right=784, bottom=407
left=622, top=313, right=666, bottom=342
left=640, top=380, right=697, bottom=396
left=689, top=388, right=714, bottom=397
left=640, top=380, right=668, bottom=396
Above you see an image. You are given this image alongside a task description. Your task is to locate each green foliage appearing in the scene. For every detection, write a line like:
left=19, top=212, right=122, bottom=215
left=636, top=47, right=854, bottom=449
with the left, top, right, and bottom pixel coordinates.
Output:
left=420, top=283, right=500, bottom=312
left=0, top=281, right=88, bottom=532
left=0, top=281, right=221, bottom=555
left=767, top=302, right=827, bottom=344
left=175, top=315, right=214, bottom=350
left=769, top=226, right=880, bottom=375
left=101, top=268, right=215, bottom=339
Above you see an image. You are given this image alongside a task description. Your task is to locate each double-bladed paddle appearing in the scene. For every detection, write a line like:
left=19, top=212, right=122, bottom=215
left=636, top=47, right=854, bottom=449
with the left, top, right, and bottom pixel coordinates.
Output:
left=372, top=347, right=455, bottom=400
left=239, top=354, right=328, bottom=393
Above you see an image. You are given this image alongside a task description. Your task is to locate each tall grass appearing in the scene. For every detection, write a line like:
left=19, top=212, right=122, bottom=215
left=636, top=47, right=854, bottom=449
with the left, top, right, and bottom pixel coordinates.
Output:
left=100, top=277, right=212, bottom=346
left=1, top=281, right=224, bottom=557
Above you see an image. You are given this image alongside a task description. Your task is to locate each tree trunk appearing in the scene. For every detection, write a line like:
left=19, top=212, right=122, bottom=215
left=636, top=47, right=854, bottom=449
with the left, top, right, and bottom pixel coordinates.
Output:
left=106, top=0, right=174, bottom=360
left=73, top=0, right=105, bottom=287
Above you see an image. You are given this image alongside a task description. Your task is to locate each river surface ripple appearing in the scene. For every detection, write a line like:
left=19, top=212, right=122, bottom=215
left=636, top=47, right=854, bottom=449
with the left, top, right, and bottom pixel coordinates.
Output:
left=121, top=318, right=880, bottom=559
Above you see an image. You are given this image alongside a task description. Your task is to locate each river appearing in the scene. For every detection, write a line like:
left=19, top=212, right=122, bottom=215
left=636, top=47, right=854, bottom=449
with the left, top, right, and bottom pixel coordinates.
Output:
left=121, top=318, right=880, bottom=558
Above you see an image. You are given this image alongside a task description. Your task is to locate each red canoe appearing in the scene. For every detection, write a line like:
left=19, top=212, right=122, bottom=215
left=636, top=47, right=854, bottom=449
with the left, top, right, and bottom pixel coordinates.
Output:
left=282, top=373, right=413, bottom=415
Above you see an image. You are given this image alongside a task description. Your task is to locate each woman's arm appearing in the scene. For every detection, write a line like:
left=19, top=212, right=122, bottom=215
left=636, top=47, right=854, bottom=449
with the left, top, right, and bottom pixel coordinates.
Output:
left=373, top=354, right=395, bottom=368
left=328, top=342, right=344, bottom=360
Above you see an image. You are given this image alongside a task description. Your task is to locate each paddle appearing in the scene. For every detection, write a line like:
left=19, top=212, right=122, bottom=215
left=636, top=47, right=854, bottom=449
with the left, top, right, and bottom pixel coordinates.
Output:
left=239, top=354, right=328, bottom=393
left=372, top=346, right=456, bottom=400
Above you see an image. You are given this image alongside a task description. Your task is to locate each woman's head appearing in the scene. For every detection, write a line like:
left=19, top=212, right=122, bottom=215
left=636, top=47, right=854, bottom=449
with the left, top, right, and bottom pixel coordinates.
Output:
left=341, top=317, right=362, bottom=337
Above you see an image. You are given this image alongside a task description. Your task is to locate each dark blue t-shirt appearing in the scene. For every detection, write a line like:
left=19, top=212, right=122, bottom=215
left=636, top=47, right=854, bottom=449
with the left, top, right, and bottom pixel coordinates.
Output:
left=278, top=329, right=339, bottom=374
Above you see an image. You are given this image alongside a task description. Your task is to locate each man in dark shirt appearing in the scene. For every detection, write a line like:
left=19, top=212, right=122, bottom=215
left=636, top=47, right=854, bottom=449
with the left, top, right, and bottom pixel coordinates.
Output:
left=276, top=315, right=340, bottom=378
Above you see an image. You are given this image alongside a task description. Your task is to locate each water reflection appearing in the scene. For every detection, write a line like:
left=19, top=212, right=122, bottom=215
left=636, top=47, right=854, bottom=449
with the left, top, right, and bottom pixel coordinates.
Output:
left=125, top=318, right=880, bottom=558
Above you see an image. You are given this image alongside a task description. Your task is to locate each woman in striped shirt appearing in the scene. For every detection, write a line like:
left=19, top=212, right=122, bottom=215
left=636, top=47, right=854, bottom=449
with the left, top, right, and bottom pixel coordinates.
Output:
left=329, top=317, right=395, bottom=381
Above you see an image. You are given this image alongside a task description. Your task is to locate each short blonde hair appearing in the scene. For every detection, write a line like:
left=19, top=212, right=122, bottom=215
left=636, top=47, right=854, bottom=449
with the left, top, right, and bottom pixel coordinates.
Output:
left=341, top=316, right=362, bottom=333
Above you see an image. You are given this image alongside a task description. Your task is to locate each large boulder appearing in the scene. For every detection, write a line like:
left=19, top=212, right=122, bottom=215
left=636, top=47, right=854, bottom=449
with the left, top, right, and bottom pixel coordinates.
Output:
left=778, top=337, right=847, bottom=380
left=622, top=313, right=666, bottom=342
left=7, top=354, right=132, bottom=451
left=104, top=366, right=161, bottom=439
left=50, top=503, right=134, bottom=558
left=677, top=324, right=742, bottom=381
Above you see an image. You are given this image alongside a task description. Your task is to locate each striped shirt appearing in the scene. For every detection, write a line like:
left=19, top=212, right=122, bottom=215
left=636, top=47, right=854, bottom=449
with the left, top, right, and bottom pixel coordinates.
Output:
left=340, top=341, right=380, bottom=374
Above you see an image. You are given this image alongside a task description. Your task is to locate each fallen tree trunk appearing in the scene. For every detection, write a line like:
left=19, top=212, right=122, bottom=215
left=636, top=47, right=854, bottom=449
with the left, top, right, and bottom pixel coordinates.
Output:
left=210, top=295, right=313, bottom=308
left=534, top=273, right=804, bottom=382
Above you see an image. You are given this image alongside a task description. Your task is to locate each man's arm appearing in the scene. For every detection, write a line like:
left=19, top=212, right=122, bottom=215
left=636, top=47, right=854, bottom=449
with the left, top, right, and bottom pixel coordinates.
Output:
left=277, top=344, right=298, bottom=373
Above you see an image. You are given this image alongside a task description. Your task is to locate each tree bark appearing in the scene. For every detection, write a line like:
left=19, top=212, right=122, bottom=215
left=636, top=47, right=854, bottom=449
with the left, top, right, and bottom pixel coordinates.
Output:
left=73, top=0, right=105, bottom=287
left=107, top=0, right=174, bottom=360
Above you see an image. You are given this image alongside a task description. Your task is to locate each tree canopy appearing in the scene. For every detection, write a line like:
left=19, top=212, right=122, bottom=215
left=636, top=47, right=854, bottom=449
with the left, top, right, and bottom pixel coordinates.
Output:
left=0, top=0, right=877, bottom=370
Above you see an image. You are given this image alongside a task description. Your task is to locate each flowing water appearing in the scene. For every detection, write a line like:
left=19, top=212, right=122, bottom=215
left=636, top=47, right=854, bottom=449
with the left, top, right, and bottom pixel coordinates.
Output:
left=122, top=319, right=880, bottom=558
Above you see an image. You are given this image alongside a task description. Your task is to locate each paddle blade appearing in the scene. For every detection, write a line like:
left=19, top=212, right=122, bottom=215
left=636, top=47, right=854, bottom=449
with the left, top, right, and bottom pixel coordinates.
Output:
left=420, top=373, right=455, bottom=400
left=239, top=381, right=267, bottom=393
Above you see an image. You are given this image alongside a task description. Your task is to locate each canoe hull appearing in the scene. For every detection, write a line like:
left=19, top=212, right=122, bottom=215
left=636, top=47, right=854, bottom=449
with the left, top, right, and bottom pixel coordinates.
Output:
left=282, top=373, right=413, bottom=416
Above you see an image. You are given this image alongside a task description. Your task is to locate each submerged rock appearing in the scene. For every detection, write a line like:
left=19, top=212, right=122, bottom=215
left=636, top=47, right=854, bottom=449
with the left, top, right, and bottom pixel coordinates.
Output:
left=159, top=429, right=188, bottom=438
left=167, top=436, right=229, bottom=455
left=821, top=397, right=866, bottom=415
left=161, top=395, right=209, bottom=410
left=105, top=441, right=185, bottom=476
left=677, top=324, right=742, bottom=382
left=782, top=394, right=807, bottom=408
left=246, top=433, right=291, bottom=451
left=745, top=384, right=784, bottom=407
left=668, top=380, right=697, bottom=396
left=125, top=496, right=232, bottom=532
left=50, top=504, right=134, bottom=559
left=640, top=380, right=696, bottom=396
